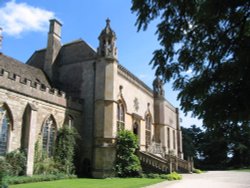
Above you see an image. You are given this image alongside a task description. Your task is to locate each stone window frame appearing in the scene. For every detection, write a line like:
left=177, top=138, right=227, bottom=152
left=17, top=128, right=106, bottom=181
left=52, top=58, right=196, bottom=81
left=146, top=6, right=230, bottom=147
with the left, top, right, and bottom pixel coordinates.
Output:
left=117, top=100, right=125, bottom=131
left=41, top=115, right=57, bottom=157
left=0, top=103, right=13, bottom=156
left=145, top=113, right=152, bottom=149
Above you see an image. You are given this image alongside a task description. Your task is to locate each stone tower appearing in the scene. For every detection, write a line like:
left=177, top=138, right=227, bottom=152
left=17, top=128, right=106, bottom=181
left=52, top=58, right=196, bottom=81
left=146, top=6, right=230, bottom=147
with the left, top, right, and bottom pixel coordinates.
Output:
left=93, top=19, right=118, bottom=178
left=153, top=76, right=167, bottom=151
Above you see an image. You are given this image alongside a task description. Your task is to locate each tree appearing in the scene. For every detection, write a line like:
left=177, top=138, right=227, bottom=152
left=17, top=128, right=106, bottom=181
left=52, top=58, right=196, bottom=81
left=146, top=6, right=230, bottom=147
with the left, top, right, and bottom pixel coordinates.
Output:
left=182, top=125, right=203, bottom=160
left=131, top=0, right=250, bottom=125
left=115, top=130, right=141, bottom=177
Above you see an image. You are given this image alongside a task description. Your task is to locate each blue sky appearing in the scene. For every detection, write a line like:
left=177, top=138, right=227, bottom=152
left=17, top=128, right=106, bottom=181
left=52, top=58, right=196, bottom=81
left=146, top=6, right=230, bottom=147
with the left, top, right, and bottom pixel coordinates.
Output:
left=0, top=0, right=202, bottom=128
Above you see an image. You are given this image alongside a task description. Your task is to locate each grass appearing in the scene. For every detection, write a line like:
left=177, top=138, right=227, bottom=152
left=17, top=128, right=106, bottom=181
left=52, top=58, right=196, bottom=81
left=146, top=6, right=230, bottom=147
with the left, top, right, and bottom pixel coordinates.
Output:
left=10, top=178, right=165, bottom=188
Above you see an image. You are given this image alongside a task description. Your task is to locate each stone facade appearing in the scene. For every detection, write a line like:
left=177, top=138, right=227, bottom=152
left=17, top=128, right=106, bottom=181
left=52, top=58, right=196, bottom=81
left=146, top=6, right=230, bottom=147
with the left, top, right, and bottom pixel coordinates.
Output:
left=0, top=19, right=184, bottom=178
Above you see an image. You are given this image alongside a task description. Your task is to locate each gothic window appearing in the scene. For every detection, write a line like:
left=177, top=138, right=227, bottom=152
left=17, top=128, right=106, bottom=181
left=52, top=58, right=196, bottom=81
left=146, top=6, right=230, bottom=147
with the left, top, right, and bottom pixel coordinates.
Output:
left=173, top=130, right=176, bottom=150
left=42, top=116, right=56, bottom=157
left=117, top=101, right=125, bottom=131
left=0, top=105, right=11, bottom=156
left=167, top=127, right=170, bottom=149
left=145, top=114, right=151, bottom=148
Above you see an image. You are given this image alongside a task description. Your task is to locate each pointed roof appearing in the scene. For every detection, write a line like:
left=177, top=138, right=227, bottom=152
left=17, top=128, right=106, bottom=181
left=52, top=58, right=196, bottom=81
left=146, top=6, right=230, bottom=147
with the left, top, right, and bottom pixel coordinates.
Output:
left=99, top=18, right=116, bottom=39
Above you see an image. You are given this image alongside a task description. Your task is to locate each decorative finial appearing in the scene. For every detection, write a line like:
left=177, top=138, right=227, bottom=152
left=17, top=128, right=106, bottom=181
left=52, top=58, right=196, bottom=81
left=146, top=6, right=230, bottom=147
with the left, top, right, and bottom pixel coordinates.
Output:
left=0, top=27, right=3, bottom=51
left=106, top=18, right=110, bottom=27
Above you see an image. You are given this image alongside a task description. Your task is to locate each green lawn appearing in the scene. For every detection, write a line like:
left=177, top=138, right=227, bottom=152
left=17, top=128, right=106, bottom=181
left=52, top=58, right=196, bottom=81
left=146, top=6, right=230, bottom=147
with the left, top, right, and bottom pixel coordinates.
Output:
left=10, top=178, right=165, bottom=188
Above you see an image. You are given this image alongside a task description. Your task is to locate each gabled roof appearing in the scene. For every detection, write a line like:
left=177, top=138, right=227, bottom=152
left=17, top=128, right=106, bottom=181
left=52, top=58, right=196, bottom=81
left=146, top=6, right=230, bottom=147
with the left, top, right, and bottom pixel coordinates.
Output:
left=0, top=53, right=51, bottom=88
left=55, top=39, right=97, bottom=66
left=26, top=49, right=46, bottom=69
left=27, top=39, right=97, bottom=69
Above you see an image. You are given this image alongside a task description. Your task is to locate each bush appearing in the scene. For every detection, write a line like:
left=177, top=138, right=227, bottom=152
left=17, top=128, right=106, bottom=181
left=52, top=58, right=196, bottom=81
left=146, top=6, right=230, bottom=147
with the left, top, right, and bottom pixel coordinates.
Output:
left=0, top=158, right=10, bottom=188
left=33, top=140, right=59, bottom=175
left=115, top=130, right=142, bottom=177
left=6, top=174, right=76, bottom=185
left=34, top=127, right=78, bottom=175
left=146, top=173, right=160, bottom=179
left=140, top=172, right=182, bottom=180
left=54, top=127, right=77, bottom=174
left=193, top=168, right=203, bottom=174
left=165, top=172, right=182, bottom=181
left=5, top=149, right=26, bottom=176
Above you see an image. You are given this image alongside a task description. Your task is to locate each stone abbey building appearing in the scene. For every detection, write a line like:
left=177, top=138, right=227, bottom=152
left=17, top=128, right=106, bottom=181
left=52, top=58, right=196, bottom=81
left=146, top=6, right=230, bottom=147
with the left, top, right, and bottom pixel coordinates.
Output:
left=0, top=19, right=190, bottom=178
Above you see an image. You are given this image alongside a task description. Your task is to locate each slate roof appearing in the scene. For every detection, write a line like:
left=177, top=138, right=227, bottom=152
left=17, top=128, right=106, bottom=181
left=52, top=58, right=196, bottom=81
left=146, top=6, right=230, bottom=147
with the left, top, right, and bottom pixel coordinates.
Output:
left=55, top=39, right=97, bottom=66
left=27, top=39, right=97, bottom=70
left=0, top=53, right=51, bottom=88
left=26, top=49, right=46, bottom=70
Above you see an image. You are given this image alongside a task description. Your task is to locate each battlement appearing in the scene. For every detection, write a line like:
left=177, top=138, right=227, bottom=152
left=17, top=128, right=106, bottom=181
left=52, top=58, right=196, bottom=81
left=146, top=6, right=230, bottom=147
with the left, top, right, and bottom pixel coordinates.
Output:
left=0, top=68, right=83, bottom=110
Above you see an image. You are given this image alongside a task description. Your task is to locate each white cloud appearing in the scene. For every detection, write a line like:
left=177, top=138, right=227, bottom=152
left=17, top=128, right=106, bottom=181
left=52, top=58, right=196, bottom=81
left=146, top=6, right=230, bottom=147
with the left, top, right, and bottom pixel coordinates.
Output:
left=0, top=0, right=55, bottom=36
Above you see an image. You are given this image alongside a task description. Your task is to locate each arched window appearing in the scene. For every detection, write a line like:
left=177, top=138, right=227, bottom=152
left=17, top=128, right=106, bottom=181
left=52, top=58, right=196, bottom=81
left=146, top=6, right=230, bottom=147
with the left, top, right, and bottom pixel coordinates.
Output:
left=145, top=114, right=152, bottom=149
left=0, top=105, right=12, bottom=156
left=42, top=116, right=56, bottom=157
left=117, top=102, right=125, bottom=131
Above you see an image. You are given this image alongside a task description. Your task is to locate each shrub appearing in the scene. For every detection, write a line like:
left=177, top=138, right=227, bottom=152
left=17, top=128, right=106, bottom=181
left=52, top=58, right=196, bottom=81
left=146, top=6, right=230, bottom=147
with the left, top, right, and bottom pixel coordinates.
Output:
left=6, top=174, right=76, bottom=185
left=165, top=172, right=182, bottom=181
left=54, top=127, right=77, bottom=174
left=146, top=173, right=160, bottom=179
left=193, top=168, right=203, bottom=174
left=33, top=140, right=58, bottom=175
left=5, top=149, right=26, bottom=176
left=34, top=127, right=78, bottom=175
left=115, top=130, right=142, bottom=177
left=0, top=158, right=10, bottom=188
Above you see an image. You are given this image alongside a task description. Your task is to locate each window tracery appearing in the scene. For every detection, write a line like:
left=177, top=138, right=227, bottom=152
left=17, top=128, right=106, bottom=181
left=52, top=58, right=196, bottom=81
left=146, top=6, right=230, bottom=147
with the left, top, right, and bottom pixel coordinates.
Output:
left=0, top=105, right=11, bottom=156
left=42, top=116, right=56, bottom=157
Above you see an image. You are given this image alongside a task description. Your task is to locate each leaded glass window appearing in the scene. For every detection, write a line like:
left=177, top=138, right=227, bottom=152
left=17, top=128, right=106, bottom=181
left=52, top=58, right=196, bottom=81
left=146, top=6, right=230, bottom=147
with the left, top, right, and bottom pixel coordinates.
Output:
left=117, top=102, right=125, bottom=131
left=145, top=114, right=151, bottom=148
left=42, top=116, right=56, bottom=157
left=0, top=105, right=11, bottom=156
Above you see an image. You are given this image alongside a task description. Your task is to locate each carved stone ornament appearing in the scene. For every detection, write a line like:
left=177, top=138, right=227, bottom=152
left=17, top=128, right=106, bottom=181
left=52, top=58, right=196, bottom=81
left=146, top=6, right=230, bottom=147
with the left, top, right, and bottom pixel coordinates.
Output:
left=134, top=97, right=139, bottom=112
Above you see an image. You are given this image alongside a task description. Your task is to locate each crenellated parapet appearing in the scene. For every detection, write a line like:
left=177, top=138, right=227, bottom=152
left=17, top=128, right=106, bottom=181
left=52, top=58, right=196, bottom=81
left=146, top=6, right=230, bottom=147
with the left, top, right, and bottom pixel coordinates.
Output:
left=0, top=68, right=83, bottom=111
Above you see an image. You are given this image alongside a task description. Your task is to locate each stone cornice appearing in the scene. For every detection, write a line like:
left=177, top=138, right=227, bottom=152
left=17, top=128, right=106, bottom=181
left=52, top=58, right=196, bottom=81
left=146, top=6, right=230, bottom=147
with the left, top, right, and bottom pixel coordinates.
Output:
left=117, top=64, right=153, bottom=97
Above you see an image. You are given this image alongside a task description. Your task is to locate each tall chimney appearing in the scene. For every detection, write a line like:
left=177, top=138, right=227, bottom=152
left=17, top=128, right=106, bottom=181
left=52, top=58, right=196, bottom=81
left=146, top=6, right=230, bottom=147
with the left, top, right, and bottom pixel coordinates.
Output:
left=0, top=27, right=3, bottom=53
left=44, top=19, right=62, bottom=79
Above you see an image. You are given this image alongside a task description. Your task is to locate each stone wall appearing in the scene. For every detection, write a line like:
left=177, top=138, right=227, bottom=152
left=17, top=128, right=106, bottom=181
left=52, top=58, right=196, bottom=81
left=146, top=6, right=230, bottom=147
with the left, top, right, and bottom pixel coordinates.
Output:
left=0, top=69, right=83, bottom=175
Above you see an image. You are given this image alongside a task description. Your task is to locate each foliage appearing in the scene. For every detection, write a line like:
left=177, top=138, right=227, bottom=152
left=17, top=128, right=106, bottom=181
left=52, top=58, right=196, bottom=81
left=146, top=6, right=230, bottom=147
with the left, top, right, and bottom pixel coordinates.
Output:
left=193, top=168, right=203, bottom=174
left=181, top=125, right=204, bottom=160
left=182, top=123, right=250, bottom=169
left=131, top=0, right=250, bottom=125
left=54, top=126, right=77, bottom=174
left=164, top=172, right=182, bottom=181
left=34, top=126, right=77, bottom=175
left=9, top=178, right=164, bottom=188
left=33, top=140, right=58, bottom=175
left=5, top=150, right=26, bottom=176
left=0, top=158, right=10, bottom=188
left=6, top=174, right=76, bottom=185
left=143, top=172, right=182, bottom=180
left=115, top=130, right=142, bottom=177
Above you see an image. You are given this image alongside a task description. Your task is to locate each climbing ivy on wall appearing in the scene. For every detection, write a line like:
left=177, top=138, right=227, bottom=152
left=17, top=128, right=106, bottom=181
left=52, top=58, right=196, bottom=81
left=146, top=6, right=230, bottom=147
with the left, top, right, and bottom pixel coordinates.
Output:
left=54, top=126, right=77, bottom=174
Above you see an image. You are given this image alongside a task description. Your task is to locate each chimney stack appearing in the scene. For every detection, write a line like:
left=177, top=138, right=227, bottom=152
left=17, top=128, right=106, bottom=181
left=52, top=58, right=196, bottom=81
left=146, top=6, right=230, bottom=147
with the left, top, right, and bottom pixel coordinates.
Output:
left=0, top=27, right=3, bottom=53
left=44, top=19, right=62, bottom=80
